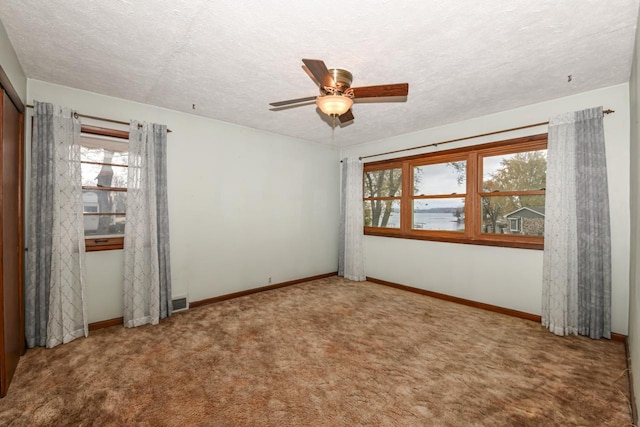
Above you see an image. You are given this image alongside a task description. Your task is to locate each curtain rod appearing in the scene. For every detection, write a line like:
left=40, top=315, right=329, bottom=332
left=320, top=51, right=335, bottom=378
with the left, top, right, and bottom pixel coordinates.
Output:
left=354, top=108, right=615, bottom=162
left=26, top=104, right=172, bottom=133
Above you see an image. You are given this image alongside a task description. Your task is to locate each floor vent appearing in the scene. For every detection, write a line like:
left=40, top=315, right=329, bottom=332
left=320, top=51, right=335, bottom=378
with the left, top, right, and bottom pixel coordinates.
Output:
left=172, top=295, right=189, bottom=312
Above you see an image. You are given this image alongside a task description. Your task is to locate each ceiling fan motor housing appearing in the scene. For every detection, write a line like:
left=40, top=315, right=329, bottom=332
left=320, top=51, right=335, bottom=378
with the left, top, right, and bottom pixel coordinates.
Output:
left=326, top=68, right=353, bottom=94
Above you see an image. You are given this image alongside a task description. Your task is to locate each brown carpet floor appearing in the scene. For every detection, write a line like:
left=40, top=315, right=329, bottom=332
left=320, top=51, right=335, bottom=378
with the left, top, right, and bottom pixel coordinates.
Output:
left=0, top=276, right=632, bottom=426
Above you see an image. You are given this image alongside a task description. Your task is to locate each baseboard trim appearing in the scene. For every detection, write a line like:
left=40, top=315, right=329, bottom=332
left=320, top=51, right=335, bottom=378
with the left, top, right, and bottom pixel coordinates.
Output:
left=625, top=338, right=639, bottom=425
left=612, top=332, right=629, bottom=343
left=88, top=317, right=123, bottom=331
left=190, top=272, right=338, bottom=309
left=366, top=276, right=627, bottom=342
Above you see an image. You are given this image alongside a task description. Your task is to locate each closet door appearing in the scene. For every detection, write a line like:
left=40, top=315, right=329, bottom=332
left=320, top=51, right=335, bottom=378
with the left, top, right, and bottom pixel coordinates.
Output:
left=0, top=89, right=23, bottom=397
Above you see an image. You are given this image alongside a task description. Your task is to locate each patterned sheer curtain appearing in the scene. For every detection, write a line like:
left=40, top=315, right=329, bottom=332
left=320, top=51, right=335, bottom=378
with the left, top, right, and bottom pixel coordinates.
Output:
left=123, top=121, right=172, bottom=327
left=25, top=101, right=88, bottom=348
left=338, top=157, right=365, bottom=281
left=542, top=106, right=611, bottom=339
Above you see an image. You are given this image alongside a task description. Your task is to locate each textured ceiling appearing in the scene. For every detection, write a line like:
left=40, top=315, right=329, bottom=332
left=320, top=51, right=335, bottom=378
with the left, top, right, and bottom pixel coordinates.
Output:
left=0, top=1, right=638, bottom=147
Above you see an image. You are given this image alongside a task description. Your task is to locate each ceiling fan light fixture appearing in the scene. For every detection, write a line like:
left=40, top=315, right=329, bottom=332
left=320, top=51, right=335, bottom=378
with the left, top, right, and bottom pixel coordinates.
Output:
left=316, top=94, right=353, bottom=117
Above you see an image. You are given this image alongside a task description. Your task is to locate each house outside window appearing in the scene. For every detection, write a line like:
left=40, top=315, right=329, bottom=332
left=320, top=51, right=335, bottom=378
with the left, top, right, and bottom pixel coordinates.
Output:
left=505, top=207, right=545, bottom=235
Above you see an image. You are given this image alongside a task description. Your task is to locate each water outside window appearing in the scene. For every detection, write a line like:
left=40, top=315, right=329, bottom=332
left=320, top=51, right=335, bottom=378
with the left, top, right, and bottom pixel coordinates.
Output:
left=411, top=161, right=466, bottom=231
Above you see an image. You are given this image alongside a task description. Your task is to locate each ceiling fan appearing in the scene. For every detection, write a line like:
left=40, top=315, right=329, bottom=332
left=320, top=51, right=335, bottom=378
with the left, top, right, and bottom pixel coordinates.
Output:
left=270, top=58, right=409, bottom=123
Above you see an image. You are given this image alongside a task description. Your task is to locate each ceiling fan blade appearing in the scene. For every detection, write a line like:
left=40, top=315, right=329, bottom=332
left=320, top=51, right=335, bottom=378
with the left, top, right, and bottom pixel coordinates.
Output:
left=339, top=109, right=354, bottom=123
left=302, top=59, right=335, bottom=89
left=269, top=96, right=317, bottom=107
left=302, top=65, right=321, bottom=87
left=351, top=83, right=409, bottom=99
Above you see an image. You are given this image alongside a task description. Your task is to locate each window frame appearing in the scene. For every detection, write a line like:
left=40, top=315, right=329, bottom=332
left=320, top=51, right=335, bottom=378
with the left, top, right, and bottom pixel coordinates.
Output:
left=81, top=125, right=129, bottom=252
left=363, top=133, right=547, bottom=250
left=409, top=152, right=468, bottom=236
left=362, top=162, right=404, bottom=232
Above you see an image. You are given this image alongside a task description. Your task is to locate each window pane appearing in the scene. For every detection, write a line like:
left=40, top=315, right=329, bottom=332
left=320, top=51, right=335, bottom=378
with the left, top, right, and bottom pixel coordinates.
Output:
left=413, top=198, right=465, bottom=231
left=414, top=161, right=466, bottom=196
left=81, top=163, right=128, bottom=188
left=83, top=190, right=126, bottom=214
left=364, top=168, right=402, bottom=198
left=482, top=150, right=547, bottom=192
left=81, top=132, right=128, bottom=240
left=84, top=214, right=125, bottom=236
left=364, top=200, right=400, bottom=228
left=481, top=195, right=545, bottom=235
left=81, top=134, right=128, bottom=165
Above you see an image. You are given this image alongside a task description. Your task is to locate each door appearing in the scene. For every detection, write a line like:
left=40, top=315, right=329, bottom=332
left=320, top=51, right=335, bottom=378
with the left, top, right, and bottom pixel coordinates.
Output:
left=0, top=89, right=24, bottom=397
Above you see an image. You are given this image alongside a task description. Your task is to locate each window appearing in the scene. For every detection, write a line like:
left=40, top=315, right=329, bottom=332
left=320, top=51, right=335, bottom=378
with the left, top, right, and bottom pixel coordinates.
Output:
left=363, top=165, right=402, bottom=228
left=81, top=125, right=129, bottom=251
left=481, top=148, right=547, bottom=237
left=412, top=159, right=466, bottom=232
left=363, top=134, right=547, bottom=249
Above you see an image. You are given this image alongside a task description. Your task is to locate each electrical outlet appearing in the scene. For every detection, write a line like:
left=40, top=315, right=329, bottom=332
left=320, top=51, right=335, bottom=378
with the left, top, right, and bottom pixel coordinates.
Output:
left=268, top=277, right=272, bottom=284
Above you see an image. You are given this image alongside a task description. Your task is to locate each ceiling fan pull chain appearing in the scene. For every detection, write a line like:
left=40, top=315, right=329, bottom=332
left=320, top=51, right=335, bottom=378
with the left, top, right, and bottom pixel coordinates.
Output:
left=331, top=117, right=336, bottom=144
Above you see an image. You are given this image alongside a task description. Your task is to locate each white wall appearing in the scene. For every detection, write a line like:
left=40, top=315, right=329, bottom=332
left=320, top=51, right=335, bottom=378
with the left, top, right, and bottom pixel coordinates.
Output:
left=0, top=18, right=25, bottom=102
left=27, top=79, right=341, bottom=323
left=628, top=9, right=640, bottom=416
left=341, top=83, right=631, bottom=335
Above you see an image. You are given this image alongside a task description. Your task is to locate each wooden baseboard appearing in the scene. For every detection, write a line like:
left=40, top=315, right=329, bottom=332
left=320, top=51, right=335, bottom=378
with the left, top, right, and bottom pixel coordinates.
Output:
left=189, top=272, right=338, bottom=309
left=612, top=332, right=628, bottom=342
left=88, top=317, right=123, bottom=331
left=366, top=276, right=627, bottom=342
left=625, top=338, right=639, bottom=425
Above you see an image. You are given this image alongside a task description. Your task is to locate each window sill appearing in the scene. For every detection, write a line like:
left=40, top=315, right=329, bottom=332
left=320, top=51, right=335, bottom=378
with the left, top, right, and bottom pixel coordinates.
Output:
left=85, top=237, right=124, bottom=251
left=364, top=229, right=543, bottom=250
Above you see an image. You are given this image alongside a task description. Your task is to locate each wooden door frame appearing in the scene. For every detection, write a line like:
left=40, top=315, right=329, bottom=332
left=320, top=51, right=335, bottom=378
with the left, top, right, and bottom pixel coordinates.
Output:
left=0, top=67, right=25, bottom=114
left=0, top=66, right=25, bottom=358
left=0, top=65, right=26, bottom=354
left=17, top=110, right=23, bottom=358
left=0, top=65, right=26, bottom=397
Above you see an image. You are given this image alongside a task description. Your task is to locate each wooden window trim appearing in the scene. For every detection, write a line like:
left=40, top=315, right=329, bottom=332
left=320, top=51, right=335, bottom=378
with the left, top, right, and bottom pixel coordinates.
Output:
left=82, top=124, right=129, bottom=139
left=363, top=133, right=547, bottom=250
left=85, top=236, right=124, bottom=252
left=81, top=125, right=128, bottom=251
left=82, top=185, right=127, bottom=193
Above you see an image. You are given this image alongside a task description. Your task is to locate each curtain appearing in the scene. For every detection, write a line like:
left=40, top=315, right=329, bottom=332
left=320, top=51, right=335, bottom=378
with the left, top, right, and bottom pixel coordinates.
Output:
left=123, top=121, right=172, bottom=327
left=542, top=106, right=611, bottom=339
left=338, top=158, right=365, bottom=281
left=25, top=101, right=88, bottom=348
